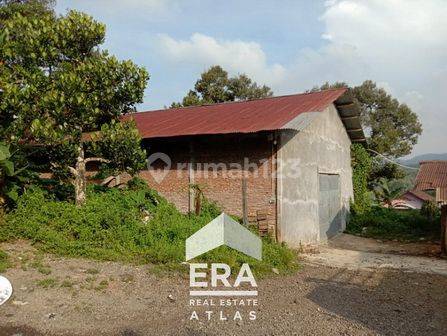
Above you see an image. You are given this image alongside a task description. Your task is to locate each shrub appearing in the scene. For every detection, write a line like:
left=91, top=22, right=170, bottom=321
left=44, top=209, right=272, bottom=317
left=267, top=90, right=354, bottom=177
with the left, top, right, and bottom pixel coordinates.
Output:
left=346, top=206, right=440, bottom=241
left=1, top=180, right=297, bottom=276
left=351, top=144, right=372, bottom=214
left=421, top=200, right=440, bottom=220
left=0, top=249, right=9, bottom=272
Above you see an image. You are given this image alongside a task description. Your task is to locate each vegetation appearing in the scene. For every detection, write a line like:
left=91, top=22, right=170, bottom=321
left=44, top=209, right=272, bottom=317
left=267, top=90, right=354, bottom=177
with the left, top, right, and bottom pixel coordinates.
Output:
left=421, top=200, right=440, bottom=221
left=346, top=207, right=440, bottom=242
left=0, top=248, right=9, bottom=272
left=171, top=65, right=273, bottom=107
left=351, top=144, right=372, bottom=214
left=311, top=81, right=422, bottom=158
left=0, top=179, right=297, bottom=276
left=0, top=6, right=148, bottom=205
left=372, top=177, right=405, bottom=208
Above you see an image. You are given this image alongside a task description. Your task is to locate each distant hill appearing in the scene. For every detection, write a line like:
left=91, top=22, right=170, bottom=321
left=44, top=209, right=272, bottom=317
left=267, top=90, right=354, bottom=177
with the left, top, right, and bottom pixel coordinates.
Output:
left=400, top=153, right=447, bottom=167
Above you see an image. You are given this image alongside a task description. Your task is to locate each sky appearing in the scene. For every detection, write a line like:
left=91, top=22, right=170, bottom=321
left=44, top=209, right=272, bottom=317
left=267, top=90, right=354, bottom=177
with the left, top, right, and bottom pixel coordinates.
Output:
left=55, top=0, right=447, bottom=157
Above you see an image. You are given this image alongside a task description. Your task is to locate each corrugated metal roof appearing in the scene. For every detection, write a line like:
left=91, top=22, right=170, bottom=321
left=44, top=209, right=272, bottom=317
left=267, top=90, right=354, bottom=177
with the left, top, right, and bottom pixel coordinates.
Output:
left=415, top=161, right=447, bottom=191
left=125, top=88, right=364, bottom=140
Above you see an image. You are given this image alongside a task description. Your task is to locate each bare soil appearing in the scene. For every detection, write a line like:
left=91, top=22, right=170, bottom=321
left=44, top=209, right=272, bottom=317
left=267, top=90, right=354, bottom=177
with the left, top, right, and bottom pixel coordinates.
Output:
left=0, top=240, right=446, bottom=336
left=329, top=233, right=441, bottom=256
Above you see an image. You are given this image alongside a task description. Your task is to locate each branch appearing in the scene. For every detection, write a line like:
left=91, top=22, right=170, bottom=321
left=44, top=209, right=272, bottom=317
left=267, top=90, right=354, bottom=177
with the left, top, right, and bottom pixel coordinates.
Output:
left=84, top=157, right=110, bottom=164
left=51, top=163, right=77, bottom=177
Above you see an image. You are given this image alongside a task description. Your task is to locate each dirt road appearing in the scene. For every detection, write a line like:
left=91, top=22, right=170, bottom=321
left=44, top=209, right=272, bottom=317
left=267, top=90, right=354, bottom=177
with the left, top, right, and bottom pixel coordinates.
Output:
left=0, top=241, right=446, bottom=336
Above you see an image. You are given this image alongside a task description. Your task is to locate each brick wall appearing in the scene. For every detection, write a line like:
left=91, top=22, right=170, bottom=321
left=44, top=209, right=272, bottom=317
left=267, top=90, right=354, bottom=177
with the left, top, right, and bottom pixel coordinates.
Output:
left=137, top=132, right=277, bottom=236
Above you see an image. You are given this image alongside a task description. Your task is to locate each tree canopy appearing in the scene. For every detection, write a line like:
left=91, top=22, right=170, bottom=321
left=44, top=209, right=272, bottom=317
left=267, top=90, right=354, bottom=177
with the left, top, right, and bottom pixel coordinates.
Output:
left=0, top=7, right=148, bottom=205
left=310, top=81, right=422, bottom=158
left=171, top=65, right=273, bottom=107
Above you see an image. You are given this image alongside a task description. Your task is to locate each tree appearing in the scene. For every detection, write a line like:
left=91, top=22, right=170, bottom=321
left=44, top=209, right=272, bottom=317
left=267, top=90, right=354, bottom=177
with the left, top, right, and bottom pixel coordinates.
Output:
left=373, top=178, right=405, bottom=208
left=351, top=143, right=372, bottom=214
left=0, top=10, right=148, bottom=205
left=171, top=65, right=273, bottom=107
left=310, top=81, right=422, bottom=158
left=0, top=0, right=54, bottom=22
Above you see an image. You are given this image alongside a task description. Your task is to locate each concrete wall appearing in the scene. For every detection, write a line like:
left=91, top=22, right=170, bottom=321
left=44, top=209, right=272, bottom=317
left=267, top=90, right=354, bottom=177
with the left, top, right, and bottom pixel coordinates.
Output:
left=277, top=103, right=353, bottom=247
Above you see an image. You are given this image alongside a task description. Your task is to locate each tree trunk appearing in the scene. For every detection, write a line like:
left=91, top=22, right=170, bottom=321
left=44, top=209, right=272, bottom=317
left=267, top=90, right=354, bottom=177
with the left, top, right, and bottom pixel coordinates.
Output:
left=74, top=147, right=87, bottom=207
left=441, top=205, right=447, bottom=256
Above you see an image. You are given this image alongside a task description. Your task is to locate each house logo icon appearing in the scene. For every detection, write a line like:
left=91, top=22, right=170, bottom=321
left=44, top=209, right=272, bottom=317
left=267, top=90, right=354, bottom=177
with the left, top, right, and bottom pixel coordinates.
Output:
left=185, top=213, right=262, bottom=261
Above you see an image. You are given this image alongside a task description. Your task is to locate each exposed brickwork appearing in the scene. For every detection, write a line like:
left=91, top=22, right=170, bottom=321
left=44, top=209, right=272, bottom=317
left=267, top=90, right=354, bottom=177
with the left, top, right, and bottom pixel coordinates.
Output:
left=137, top=132, right=277, bottom=235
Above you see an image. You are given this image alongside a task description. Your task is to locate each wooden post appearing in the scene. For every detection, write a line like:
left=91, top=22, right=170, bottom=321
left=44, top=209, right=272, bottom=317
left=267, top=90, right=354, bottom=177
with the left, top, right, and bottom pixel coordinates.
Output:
left=242, top=177, right=248, bottom=226
left=441, top=205, right=447, bottom=256
left=188, top=141, right=195, bottom=214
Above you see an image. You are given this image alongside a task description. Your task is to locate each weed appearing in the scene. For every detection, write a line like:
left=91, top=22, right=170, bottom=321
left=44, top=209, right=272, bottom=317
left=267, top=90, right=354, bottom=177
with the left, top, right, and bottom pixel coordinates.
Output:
left=60, top=278, right=75, bottom=288
left=36, top=277, right=58, bottom=289
left=0, top=250, right=9, bottom=272
left=346, top=206, right=440, bottom=241
left=86, top=268, right=100, bottom=275
left=2, top=181, right=298, bottom=276
left=120, top=273, right=134, bottom=283
left=95, top=279, right=108, bottom=291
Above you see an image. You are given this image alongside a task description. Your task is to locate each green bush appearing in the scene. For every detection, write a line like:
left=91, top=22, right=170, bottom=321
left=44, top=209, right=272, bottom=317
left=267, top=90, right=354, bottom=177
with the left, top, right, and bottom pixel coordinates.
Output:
left=346, top=206, right=440, bottom=241
left=351, top=144, right=372, bottom=214
left=421, top=200, right=440, bottom=220
left=0, top=250, right=9, bottom=272
left=0, top=180, right=297, bottom=276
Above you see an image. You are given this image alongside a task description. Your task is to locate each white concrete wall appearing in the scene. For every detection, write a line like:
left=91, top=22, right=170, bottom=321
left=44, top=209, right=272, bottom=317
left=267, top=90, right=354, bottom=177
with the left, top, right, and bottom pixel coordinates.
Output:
left=277, top=104, right=353, bottom=247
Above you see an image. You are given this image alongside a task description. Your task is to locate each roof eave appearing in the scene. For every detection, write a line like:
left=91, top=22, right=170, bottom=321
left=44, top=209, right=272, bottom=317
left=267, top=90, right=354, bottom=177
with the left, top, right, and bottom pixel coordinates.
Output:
left=334, top=90, right=366, bottom=143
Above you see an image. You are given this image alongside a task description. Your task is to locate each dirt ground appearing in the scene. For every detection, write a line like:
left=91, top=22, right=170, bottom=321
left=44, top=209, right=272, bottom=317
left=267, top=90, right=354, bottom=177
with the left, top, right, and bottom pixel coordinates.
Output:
left=329, top=233, right=441, bottom=257
left=0, top=240, right=447, bottom=336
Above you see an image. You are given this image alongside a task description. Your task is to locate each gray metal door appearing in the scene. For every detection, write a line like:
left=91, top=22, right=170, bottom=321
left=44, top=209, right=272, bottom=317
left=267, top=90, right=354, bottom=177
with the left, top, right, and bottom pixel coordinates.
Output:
left=318, top=174, right=342, bottom=240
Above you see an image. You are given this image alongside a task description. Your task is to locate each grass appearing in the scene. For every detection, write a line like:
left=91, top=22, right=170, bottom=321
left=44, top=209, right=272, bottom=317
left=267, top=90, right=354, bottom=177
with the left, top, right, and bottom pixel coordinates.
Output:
left=0, top=180, right=298, bottom=276
left=346, top=207, right=440, bottom=242
left=60, top=278, right=75, bottom=288
left=36, top=277, right=58, bottom=289
left=0, top=249, right=9, bottom=272
left=30, top=255, right=52, bottom=275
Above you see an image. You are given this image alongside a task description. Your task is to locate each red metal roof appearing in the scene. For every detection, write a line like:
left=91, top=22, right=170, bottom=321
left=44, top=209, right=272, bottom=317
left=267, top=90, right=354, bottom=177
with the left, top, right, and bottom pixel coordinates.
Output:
left=126, top=89, right=348, bottom=139
left=415, top=161, right=447, bottom=190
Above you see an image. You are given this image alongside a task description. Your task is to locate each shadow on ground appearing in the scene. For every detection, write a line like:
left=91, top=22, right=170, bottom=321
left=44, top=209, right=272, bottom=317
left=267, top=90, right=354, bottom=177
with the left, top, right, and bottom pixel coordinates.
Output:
left=306, top=267, right=446, bottom=336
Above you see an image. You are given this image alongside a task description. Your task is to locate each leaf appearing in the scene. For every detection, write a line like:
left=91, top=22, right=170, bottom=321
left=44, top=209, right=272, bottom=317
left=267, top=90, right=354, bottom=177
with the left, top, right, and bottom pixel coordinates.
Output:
left=2, top=161, right=14, bottom=176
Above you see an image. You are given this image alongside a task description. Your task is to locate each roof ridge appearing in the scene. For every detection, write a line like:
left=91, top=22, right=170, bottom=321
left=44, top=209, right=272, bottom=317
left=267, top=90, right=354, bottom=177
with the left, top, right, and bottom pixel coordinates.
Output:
left=135, top=88, right=348, bottom=115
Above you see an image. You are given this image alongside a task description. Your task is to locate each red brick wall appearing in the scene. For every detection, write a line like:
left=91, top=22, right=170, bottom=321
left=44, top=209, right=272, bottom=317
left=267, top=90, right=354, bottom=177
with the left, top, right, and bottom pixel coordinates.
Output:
left=137, top=132, right=277, bottom=234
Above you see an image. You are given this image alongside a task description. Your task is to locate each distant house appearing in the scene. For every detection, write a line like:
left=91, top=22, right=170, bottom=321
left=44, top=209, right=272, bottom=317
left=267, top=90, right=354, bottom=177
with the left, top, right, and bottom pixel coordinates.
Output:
left=125, top=89, right=365, bottom=247
left=391, top=189, right=434, bottom=210
left=415, top=161, right=447, bottom=205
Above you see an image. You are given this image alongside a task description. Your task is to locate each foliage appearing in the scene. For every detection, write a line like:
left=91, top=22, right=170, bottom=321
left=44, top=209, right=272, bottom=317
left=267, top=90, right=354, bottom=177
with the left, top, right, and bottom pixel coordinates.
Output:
left=0, top=9, right=148, bottom=204
left=369, top=161, right=405, bottom=183
left=346, top=207, right=440, bottom=242
left=91, top=120, right=147, bottom=177
left=171, top=65, right=273, bottom=107
left=372, top=177, right=405, bottom=207
left=0, top=248, right=9, bottom=272
left=421, top=200, right=440, bottom=220
left=1, top=179, right=297, bottom=276
left=0, top=0, right=54, bottom=23
left=351, top=144, right=372, bottom=214
left=311, top=81, right=422, bottom=158
left=0, top=141, right=34, bottom=207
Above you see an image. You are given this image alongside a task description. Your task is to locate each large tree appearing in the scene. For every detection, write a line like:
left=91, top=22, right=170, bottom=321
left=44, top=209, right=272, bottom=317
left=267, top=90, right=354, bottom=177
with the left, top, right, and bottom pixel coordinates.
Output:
left=0, top=0, right=54, bottom=22
left=171, top=65, right=273, bottom=107
left=311, top=81, right=422, bottom=158
left=0, top=9, right=148, bottom=205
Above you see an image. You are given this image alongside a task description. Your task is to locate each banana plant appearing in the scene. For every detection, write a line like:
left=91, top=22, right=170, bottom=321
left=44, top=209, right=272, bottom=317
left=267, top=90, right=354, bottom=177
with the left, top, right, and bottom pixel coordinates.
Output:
left=0, top=142, right=28, bottom=206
